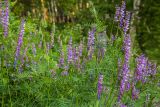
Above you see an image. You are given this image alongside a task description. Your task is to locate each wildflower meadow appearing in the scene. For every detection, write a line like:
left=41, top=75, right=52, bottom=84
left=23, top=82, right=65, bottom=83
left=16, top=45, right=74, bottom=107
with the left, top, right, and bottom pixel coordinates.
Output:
left=0, top=0, right=160, bottom=107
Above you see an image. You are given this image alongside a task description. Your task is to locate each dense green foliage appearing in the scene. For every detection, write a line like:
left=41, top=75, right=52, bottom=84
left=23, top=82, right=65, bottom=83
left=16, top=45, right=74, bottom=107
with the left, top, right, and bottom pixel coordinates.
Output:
left=137, top=0, right=160, bottom=62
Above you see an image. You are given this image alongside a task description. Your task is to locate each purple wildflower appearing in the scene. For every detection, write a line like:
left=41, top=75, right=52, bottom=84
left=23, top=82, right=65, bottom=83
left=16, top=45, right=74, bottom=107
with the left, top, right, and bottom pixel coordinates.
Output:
left=147, top=61, right=152, bottom=75
left=135, top=54, right=148, bottom=82
left=87, top=28, right=95, bottom=51
left=88, top=47, right=94, bottom=60
left=19, top=46, right=28, bottom=73
left=14, top=19, right=25, bottom=68
left=61, top=71, right=68, bottom=76
left=58, top=43, right=65, bottom=68
left=97, top=74, right=103, bottom=100
left=61, top=66, right=69, bottom=76
left=132, top=83, right=139, bottom=100
left=67, top=36, right=73, bottom=64
left=1, top=8, right=4, bottom=25
left=148, top=61, right=157, bottom=76
left=119, top=0, right=126, bottom=28
left=1, top=0, right=9, bottom=37
left=120, top=104, right=127, bottom=107
left=123, top=11, right=131, bottom=34
left=123, top=34, right=131, bottom=63
left=152, top=63, right=157, bottom=75
left=114, top=5, right=121, bottom=22
left=87, top=28, right=96, bottom=60
left=78, top=41, right=83, bottom=57
left=73, top=47, right=78, bottom=64
left=118, top=34, right=131, bottom=101
left=119, top=64, right=130, bottom=101
left=125, top=82, right=130, bottom=91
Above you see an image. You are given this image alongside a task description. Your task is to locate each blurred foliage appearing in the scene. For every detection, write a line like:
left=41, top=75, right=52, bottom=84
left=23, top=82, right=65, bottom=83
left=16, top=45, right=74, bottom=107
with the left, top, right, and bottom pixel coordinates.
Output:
left=137, top=0, right=160, bottom=63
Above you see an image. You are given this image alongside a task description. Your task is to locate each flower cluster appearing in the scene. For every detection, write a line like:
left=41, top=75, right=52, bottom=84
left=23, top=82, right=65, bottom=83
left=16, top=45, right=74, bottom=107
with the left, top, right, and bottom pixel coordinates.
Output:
left=73, top=47, right=78, bottom=64
left=123, top=11, right=131, bottom=34
left=1, top=0, right=9, bottom=37
left=135, top=54, right=157, bottom=83
left=58, top=38, right=84, bottom=72
left=119, top=0, right=126, bottom=28
left=119, top=34, right=131, bottom=101
left=19, top=45, right=28, bottom=73
left=97, top=74, right=103, bottom=100
left=14, top=19, right=25, bottom=68
left=132, top=83, right=139, bottom=100
left=114, top=0, right=131, bottom=35
left=87, top=28, right=96, bottom=60
left=58, top=41, right=65, bottom=68
left=135, top=54, right=148, bottom=82
left=78, top=41, right=83, bottom=57
left=67, top=36, right=73, bottom=64
left=114, top=5, right=121, bottom=22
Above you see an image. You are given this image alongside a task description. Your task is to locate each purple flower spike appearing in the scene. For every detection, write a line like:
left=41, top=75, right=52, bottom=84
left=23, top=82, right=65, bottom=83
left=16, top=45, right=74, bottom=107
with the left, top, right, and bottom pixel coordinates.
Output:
left=4, top=0, right=9, bottom=37
left=132, top=83, right=139, bottom=100
left=123, top=11, right=131, bottom=34
left=119, top=0, right=126, bottom=28
left=125, top=82, right=130, bottom=91
left=87, top=29, right=95, bottom=51
left=61, top=66, right=69, bottom=76
left=114, top=5, right=121, bottom=22
left=147, top=61, right=152, bottom=75
left=1, top=0, right=9, bottom=37
left=87, top=28, right=96, bottom=60
left=135, top=54, right=148, bottom=82
left=123, top=34, right=131, bottom=63
left=152, top=63, right=157, bottom=75
left=61, top=71, right=68, bottom=76
left=19, top=46, right=28, bottom=73
left=97, top=74, right=103, bottom=100
left=118, top=34, right=131, bottom=101
left=78, top=41, right=83, bottom=57
left=58, top=43, right=65, bottom=68
left=67, top=36, right=73, bottom=64
left=14, top=19, right=25, bottom=69
left=73, top=47, right=78, bottom=64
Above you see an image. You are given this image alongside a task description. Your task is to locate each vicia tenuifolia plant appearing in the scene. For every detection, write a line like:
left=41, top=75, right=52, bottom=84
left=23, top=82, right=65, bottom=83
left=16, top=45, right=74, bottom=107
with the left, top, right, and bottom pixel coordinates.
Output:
left=97, top=73, right=103, bottom=100
left=67, top=36, right=73, bottom=64
left=14, top=19, right=25, bottom=71
left=0, top=0, right=9, bottom=37
left=87, top=27, right=96, bottom=60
